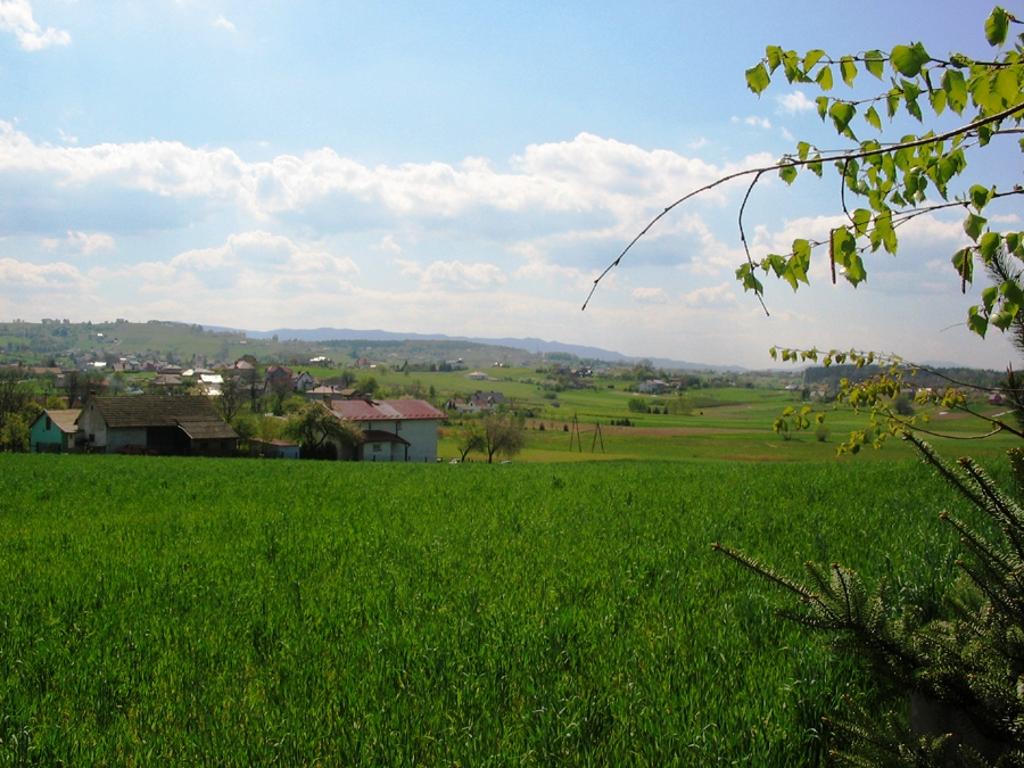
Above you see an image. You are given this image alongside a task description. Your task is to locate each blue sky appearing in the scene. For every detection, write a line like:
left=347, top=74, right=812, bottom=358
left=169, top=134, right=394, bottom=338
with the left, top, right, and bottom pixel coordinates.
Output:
left=0, top=0, right=1019, bottom=368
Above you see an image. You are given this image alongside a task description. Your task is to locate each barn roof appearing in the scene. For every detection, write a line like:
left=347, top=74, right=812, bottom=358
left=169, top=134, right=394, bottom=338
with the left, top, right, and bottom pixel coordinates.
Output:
left=328, top=398, right=444, bottom=422
left=177, top=420, right=238, bottom=440
left=89, top=396, right=237, bottom=439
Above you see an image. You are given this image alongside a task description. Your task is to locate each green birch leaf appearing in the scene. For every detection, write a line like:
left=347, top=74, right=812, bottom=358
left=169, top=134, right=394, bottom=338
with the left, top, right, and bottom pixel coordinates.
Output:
left=1002, top=279, right=1024, bottom=308
left=831, top=227, right=857, bottom=266
left=816, top=64, right=834, bottom=91
left=890, top=43, right=929, bottom=77
left=766, top=45, right=783, bottom=72
left=829, top=101, right=855, bottom=133
left=886, top=88, right=901, bottom=118
left=864, top=105, right=882, bottom=130
left=844, top=252, right=866, bottom=286
left=864, top=50, right=885, bottom=79
left=929, top=88, right=947, bottom=115
left=905, top=96, right=923, bottom=121
left=968, top=305, right=988, bottom=336
left=972, top=74, right=1000, bottom=115
left=816, top=95, right=829, bottom=119
left=994, top=66, right=1019, bottom=105
left=745, top=63, right=770, bottom=95
left=779, top=165, right=798, bottom=185
left=852, top=209, right=871, bottom=237
left=796, top=141, right=811, bottom=160
left=982, top=285, right=999, bottom=312
left=942, top=69, right=967, bottom=113
left=874, top=210, right=896, bottom=253
left=970, top=184, right=993, bottom=211
left=964, top=213, right=987, bottom=241
left=980, top=231, right=1001, bottom=260
left=782, top=50, right=801, bottom=83
left=952, top=247, right=973, bottom=284
left=792, top=238, right=811, bottom=265
left=807, top=158, right=823, bottom=176
left=840, top=56, right=857, bottom=87
left=803, top=49, right=825, bottom=70
left=985, top=7, right=1010, bottom=46
left=992, top=309, right=1017, bottom=331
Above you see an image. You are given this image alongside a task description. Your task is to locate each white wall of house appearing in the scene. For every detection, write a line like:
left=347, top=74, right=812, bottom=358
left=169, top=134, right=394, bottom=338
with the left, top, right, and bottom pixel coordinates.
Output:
left=353, top=418, right=439, bottom=462
left=78, top=403, right=107, bottom=448
left=398, top=419, right=438, bottom=462
left=362, top=438, right=403, bottom=462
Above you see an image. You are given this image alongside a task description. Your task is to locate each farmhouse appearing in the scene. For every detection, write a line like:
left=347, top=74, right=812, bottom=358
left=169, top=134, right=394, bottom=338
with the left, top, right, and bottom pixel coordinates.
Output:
left=77, top=395, right=238, bottom=456
left=293, top=371, right=316, bottom=392
left=29, top=409, right=81, bottom=453
left=327, top=398, right=444, bottom=462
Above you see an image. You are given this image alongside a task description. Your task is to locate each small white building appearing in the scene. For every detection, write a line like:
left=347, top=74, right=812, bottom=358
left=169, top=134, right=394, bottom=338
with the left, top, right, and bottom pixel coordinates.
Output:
left=327, top=398, right=444, bottom=462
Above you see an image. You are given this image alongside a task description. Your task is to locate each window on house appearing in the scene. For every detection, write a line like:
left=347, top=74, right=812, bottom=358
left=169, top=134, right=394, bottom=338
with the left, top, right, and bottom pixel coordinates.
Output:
left=45, top=416, right=51, bottom=430
left=372, top=443, right=382, bottom=453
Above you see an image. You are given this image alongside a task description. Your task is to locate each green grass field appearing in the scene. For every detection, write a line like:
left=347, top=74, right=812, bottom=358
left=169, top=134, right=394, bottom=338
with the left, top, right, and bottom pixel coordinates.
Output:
left=0, top=453, right=986, bottom=765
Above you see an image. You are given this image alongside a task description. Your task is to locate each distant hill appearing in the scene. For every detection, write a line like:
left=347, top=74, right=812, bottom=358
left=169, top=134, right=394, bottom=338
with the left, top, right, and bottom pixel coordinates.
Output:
left=227, top=326, right=741, bottom=372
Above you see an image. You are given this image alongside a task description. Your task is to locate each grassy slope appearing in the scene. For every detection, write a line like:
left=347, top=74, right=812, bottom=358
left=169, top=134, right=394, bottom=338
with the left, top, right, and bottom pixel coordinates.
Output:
left=0, top=454, right=977, bottom=765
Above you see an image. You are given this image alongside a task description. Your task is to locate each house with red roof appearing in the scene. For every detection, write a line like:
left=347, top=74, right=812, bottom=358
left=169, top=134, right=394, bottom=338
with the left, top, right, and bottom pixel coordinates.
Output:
left=327, top=398, right=444, bottom=462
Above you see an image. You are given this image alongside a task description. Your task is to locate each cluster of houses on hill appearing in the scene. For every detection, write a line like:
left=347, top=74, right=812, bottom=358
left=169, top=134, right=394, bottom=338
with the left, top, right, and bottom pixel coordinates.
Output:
left=29, top=393, right=445, bottom=462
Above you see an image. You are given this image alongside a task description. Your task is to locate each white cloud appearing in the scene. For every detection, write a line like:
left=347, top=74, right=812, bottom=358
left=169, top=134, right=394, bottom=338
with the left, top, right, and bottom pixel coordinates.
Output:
left=680, top=282, right=738, bottom=308
left=397, top=258, right=507, bottom=290
left=0, top=256, right=83, bottom=287
left=777, top=91, right=815, bottom=114
left=212, top=14, right=236, bottom=32
left=0, top=0, right=70, bottom=51
left=170, top=230, right=357, bottom=276
left=0, top=123, right=754, bottom=245
left=376, top=234, right=402, bottom=255
left=42, top=230, right=115, bottom=255
left=731, top=115, right=772, bottom=130
left=631, top=286, right=667, bottom=304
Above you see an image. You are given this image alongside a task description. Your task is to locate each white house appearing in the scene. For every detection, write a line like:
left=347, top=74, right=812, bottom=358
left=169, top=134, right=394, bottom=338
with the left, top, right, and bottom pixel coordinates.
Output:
left=327, top=398, right=444, bottom=462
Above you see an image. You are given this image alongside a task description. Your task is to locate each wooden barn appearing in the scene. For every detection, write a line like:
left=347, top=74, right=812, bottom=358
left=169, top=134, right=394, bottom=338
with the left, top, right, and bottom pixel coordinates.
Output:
left=77, top=396, right=238, bottom=456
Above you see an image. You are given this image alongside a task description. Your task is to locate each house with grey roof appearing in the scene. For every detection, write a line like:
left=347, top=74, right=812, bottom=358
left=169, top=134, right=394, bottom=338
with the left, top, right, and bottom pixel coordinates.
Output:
left=77, top=395, right=237, bottom=456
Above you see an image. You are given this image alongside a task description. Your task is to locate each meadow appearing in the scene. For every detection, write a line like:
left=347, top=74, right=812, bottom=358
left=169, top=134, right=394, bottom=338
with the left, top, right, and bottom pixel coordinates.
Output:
left=0, top=452, right=984, bottom=765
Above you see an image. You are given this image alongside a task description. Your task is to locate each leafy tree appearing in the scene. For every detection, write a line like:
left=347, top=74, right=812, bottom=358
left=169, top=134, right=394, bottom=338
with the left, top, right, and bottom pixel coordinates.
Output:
left=454, top=420, right=486, bottom=462
left=627, top=397, right=648, bottom=413
left=0, top=369, right=36, bottom=451
left=590, top=6, right=1024, bottom=764
left=481, top=414, right=526, bottom=464
left=286, top=403, right=363, bottom=459
left=0, top=411, right=29, bottom=452
left=355, top=374, right=379, bottom=396
left=217, top=374, right=247, bottom=422
left=584, top=8, right=1024, bottom=339
left=231, top=412, right=258, bottom=445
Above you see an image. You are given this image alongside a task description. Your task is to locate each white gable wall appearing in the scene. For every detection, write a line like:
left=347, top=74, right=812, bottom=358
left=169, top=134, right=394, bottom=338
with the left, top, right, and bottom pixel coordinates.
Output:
left=354, top=417, right=439, bottom=462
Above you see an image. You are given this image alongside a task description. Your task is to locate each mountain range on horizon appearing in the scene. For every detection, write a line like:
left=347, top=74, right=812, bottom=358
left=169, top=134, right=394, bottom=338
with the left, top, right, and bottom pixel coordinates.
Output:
left=208, top=325, right=744, bottom=372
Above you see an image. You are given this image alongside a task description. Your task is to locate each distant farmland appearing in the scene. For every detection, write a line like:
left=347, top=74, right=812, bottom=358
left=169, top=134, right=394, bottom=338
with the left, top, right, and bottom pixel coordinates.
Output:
left=0, top=454, right=974, bottom=765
